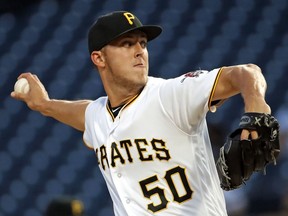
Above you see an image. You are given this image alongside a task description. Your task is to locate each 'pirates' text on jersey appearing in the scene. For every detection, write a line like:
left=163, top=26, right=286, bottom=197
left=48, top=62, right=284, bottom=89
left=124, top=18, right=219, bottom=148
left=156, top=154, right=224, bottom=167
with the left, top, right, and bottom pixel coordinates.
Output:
left=83, top=68, right=227, bottom=216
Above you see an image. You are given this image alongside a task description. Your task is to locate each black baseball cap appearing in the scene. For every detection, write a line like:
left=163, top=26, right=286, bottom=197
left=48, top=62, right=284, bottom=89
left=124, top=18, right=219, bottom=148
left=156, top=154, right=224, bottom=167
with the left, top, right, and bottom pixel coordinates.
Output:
left=88, top=11, right=162, bottom=53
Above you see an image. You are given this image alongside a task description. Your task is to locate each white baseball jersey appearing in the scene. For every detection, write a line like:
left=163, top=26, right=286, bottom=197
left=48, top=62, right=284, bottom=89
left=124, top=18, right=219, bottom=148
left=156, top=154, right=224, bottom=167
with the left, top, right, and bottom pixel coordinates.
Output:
left=83, top=68, right=227, bottom=216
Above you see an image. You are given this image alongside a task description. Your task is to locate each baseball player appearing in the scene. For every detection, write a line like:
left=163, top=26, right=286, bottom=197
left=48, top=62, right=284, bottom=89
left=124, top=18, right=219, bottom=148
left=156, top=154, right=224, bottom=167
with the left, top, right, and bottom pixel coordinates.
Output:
left=11, top=11, right=272, bottom=216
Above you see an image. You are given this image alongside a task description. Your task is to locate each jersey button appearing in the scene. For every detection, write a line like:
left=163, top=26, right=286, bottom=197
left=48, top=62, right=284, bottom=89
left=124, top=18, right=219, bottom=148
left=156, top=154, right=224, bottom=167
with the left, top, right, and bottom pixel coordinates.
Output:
left=117, top=173, right=122, bottom=178
left=126, top=199, right=130, bottom=204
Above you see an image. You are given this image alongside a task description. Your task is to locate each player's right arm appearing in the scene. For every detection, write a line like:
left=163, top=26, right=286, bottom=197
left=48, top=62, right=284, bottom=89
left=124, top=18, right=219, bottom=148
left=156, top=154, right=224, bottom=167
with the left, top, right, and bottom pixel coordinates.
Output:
left=11, top=73, right=91, bottom=132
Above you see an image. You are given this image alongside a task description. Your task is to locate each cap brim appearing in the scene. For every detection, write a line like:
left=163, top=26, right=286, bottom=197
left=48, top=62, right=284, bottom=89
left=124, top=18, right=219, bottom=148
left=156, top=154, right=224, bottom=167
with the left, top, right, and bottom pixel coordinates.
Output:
left=137, top=25, right=162, bottom=41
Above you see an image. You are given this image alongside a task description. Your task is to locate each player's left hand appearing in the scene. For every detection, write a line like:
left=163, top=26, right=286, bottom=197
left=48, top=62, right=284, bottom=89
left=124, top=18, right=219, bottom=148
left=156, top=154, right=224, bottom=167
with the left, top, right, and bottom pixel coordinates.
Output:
left=216, top=112, right=280, bottom=191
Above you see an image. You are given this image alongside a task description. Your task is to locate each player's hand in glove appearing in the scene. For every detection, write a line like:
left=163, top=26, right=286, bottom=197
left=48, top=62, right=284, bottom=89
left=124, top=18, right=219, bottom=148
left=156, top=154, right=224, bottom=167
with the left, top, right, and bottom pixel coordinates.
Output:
left=216, top=112, right=280, bottom=191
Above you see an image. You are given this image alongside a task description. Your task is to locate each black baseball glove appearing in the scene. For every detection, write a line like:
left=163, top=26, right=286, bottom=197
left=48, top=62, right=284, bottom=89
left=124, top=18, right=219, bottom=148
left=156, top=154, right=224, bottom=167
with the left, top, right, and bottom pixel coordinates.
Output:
left=216, top=112, right=280, bottom=191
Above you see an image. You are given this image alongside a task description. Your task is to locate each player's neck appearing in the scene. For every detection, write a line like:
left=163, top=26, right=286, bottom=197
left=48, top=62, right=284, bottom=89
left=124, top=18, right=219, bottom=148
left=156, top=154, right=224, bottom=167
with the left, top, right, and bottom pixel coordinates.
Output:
left=107, top=87, right=144, bottom=117
left=107, top=86, right=144, bottom=108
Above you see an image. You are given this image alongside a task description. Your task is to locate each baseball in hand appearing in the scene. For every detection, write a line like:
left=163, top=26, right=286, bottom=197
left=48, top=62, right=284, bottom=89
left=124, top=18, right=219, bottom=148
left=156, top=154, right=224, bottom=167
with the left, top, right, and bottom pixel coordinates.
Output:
left=14, top=78, right=30, bottom=94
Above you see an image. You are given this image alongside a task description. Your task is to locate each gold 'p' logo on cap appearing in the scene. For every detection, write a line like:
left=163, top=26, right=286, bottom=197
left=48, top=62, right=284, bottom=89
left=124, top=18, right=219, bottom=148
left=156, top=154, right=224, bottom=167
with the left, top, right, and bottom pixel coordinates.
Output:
left=123, top=12, right=135, bottom=25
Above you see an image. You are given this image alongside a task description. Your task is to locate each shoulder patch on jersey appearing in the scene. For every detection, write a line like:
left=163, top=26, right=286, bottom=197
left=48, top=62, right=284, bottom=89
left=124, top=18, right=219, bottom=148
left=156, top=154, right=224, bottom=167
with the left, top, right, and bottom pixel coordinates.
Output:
left=180, top=70, right=204, bottom=83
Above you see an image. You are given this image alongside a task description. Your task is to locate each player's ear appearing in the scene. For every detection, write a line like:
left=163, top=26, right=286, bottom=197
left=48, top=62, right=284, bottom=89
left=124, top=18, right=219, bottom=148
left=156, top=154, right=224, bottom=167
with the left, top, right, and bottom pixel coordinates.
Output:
left=91, top=51, right=105, bottom=67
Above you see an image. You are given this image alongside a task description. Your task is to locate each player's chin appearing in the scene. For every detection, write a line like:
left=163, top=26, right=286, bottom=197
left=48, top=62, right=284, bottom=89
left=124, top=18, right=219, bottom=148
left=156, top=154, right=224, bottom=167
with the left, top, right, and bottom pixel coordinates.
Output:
left=133, top=66, right=147, bottom=74
left=130, top=75, right=147, bottom=89
left=137, top=73, right=148, bottom=83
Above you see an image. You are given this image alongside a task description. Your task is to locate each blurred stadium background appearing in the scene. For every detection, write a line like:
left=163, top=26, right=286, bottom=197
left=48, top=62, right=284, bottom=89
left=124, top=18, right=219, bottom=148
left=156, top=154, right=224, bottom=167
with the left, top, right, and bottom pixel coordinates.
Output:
left=0, top=0, right=287, bottom=215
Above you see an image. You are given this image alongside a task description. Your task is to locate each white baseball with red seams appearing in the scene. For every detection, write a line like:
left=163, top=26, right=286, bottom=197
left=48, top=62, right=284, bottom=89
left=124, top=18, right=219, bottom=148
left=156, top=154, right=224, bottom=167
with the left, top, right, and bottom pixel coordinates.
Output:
left=14, top=78, right=30, bottom=94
